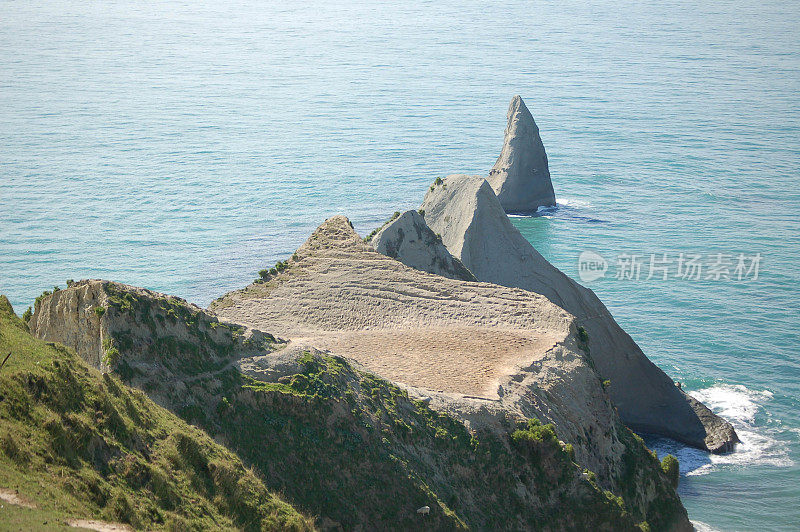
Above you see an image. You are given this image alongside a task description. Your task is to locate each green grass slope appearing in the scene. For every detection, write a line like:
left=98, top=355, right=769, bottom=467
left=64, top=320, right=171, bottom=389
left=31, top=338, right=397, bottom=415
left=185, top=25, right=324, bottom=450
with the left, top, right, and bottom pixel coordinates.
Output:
left=0, top=296, right=313, bottom=531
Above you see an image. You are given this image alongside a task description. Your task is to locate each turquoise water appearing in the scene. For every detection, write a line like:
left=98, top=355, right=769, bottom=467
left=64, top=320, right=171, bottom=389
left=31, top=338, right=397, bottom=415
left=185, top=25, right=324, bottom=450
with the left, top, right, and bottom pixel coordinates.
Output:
left=2, top=1, right=798, bottom=529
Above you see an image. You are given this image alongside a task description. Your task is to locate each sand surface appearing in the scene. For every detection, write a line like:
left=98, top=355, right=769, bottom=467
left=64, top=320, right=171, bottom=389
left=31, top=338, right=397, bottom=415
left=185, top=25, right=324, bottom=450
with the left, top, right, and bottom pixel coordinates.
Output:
left=212, top=216, right=571, bottom=398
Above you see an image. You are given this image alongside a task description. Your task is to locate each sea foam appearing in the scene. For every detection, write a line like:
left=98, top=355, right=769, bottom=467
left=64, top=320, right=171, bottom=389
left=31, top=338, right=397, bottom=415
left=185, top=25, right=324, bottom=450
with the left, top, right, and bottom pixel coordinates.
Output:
left=648, top=384, right=792, bottom=476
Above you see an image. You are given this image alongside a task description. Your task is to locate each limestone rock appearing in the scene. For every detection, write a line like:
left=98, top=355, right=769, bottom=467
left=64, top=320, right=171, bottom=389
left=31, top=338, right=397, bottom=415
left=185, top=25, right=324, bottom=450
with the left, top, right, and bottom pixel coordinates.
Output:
left=211, top=217, right=660, bottom=499
left=421, top=174, right=738, bottom=453
left=371, top=209, right=476, bottom=281
left=487, top=95, right=556, bottom=213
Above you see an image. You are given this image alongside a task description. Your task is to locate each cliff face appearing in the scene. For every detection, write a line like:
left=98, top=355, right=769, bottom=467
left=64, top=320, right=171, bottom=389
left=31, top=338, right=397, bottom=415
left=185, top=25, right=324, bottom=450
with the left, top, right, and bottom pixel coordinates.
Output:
left=371, top=209, right=476, bottom=281
left=25, top=282, right=685, bottom=530
left=29, top=281, right=275, bottom=407
left=420, top=174, right=737, bottom=453
left=210, top=216, right=690, bottom=530
left=487, top=95, right=556, bottom=213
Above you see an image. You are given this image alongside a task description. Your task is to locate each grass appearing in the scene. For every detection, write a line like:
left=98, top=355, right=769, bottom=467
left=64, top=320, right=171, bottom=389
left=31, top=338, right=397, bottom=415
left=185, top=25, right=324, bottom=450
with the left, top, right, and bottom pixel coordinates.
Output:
left=363, top=211, right=401, bottom=242
left=0, top=295, right=313, bottom=531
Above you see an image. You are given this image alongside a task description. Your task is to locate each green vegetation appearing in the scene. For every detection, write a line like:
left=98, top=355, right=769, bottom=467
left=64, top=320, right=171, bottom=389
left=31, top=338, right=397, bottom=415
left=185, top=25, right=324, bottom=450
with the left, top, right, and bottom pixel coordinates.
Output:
left=94, top=306, right=105, bottom=317
left=34, top=290, right=53, bottom=311
left=257, top=259, right=292, bottom=283
left=434, top=177, right=443, bottom=186
left=0, top=296, right=312, bottom=531
left=363, top=211, right=401, bottom=242
left=164, top=348, right=647, bottom=530
left=603, top=379, right=612, bottom=389
left=661, top=455, right=680, bottom=488
left=418, top=209, right=425, bottom=217
left=577, top=325, right=589, bottom=343
left=102, top=282, right=275, bottom=381
left=21, top=307, right=32, bottom=323
left=610, top=428, right=687, bottom=531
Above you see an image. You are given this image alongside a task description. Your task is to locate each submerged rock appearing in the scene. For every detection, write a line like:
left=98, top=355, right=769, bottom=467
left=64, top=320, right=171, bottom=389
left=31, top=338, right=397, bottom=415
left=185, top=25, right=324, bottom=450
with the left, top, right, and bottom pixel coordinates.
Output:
left=487, top=95, right=556, bottom=213
left=371, top=209, right=476, bottom=281
left=421, top=174, right=738, bottom=453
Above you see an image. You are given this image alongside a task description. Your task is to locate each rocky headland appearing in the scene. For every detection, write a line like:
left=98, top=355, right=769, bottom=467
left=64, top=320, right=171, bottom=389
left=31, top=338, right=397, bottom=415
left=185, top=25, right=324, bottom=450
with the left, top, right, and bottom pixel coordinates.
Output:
left=3, top=96, right=738, bottom=531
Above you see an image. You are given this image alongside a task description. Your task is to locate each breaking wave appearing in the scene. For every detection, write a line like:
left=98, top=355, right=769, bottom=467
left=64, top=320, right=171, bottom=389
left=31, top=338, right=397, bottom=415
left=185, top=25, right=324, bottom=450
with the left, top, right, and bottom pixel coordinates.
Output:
left=647, top=384, right=793, bottom=476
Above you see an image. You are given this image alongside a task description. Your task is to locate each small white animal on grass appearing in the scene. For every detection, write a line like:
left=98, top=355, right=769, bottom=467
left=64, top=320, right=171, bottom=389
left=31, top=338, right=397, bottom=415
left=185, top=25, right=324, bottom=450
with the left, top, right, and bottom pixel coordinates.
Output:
left=417, top=505, right=430, bottom=515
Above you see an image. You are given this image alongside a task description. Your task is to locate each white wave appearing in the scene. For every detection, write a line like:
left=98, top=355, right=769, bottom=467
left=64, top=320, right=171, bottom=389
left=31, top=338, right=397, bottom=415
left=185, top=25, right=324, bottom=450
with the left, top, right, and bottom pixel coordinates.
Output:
left=648, top=384, right=793, bottom=477
left=505, top=197, right=590, bottom=219
left=690, top=384, right=772, bottom=425
left=557, top=197, right=593, bottom=209
left=691, top=520, right=721, bottom=532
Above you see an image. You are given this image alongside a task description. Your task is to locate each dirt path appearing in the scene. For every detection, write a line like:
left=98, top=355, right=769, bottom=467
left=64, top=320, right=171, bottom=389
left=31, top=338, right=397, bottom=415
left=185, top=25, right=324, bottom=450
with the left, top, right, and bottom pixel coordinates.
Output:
left=67, top=519, right=133, bottom=531
left=0, top=488, right=36, bottom=509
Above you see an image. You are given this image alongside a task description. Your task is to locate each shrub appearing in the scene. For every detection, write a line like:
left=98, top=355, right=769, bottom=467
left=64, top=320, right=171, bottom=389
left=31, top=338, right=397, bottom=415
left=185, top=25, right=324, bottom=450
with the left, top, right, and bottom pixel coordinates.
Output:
left=102, top=338, right=121, bottom=366
left=259, top=269, right=270, bottom=280
left=94, top=306, right=106, bottom=317
left=661, top=454, right=679, bottom=488
left=602, top=379, right=611, bottom=390
left=418, top=209, right=425, bottom=216
left=564, top=443, right=576, bottom=461
left=0, top=432, right=26, bottom=463
left=434, top=177, right=443, bottom=186
left=577, top=326, right=589, bottom=343
left=34, top=290, right=52, bottom=310
left=512, top=419, right=558, bottom=447
left=21, top=307, right=32, bottom=322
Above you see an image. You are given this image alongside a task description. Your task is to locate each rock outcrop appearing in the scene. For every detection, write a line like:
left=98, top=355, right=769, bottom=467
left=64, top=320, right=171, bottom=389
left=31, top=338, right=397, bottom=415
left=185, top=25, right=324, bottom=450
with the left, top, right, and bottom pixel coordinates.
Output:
left=420, top=174, right=738, bottom=453
left=28, top=280, right=275, bottom=406
left=371, top=209, right=476, bottom=281
left=26, top=281, right=688, bottom=530
left=487, top=95, right=556, bottom=213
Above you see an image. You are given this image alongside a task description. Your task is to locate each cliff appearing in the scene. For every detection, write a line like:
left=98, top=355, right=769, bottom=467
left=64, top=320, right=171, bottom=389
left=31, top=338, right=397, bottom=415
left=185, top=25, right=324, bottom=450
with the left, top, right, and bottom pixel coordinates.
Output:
left=420, top=174, right=737, bottom=453
left=487, top=96, right=556, bottom=213
left=24, top=281, right=686, bottom=530
left=210, top=216, right=690, bottom=530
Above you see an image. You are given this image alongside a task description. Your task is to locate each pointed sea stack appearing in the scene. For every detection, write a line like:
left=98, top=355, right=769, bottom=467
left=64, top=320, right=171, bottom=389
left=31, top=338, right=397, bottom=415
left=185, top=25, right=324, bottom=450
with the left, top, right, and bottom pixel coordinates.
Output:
left=487, top=95, right=556, bottom=213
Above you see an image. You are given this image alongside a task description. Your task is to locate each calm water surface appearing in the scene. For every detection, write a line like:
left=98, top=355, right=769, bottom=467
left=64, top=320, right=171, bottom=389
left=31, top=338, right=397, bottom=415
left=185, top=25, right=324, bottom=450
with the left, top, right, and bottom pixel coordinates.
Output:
left=2, top=1, right=798, bottom=529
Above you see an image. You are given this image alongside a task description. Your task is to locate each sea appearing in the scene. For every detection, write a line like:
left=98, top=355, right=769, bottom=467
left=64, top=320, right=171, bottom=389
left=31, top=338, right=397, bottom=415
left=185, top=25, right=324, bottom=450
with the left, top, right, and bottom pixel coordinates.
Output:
left=1, top=1, right=798, bottom=529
